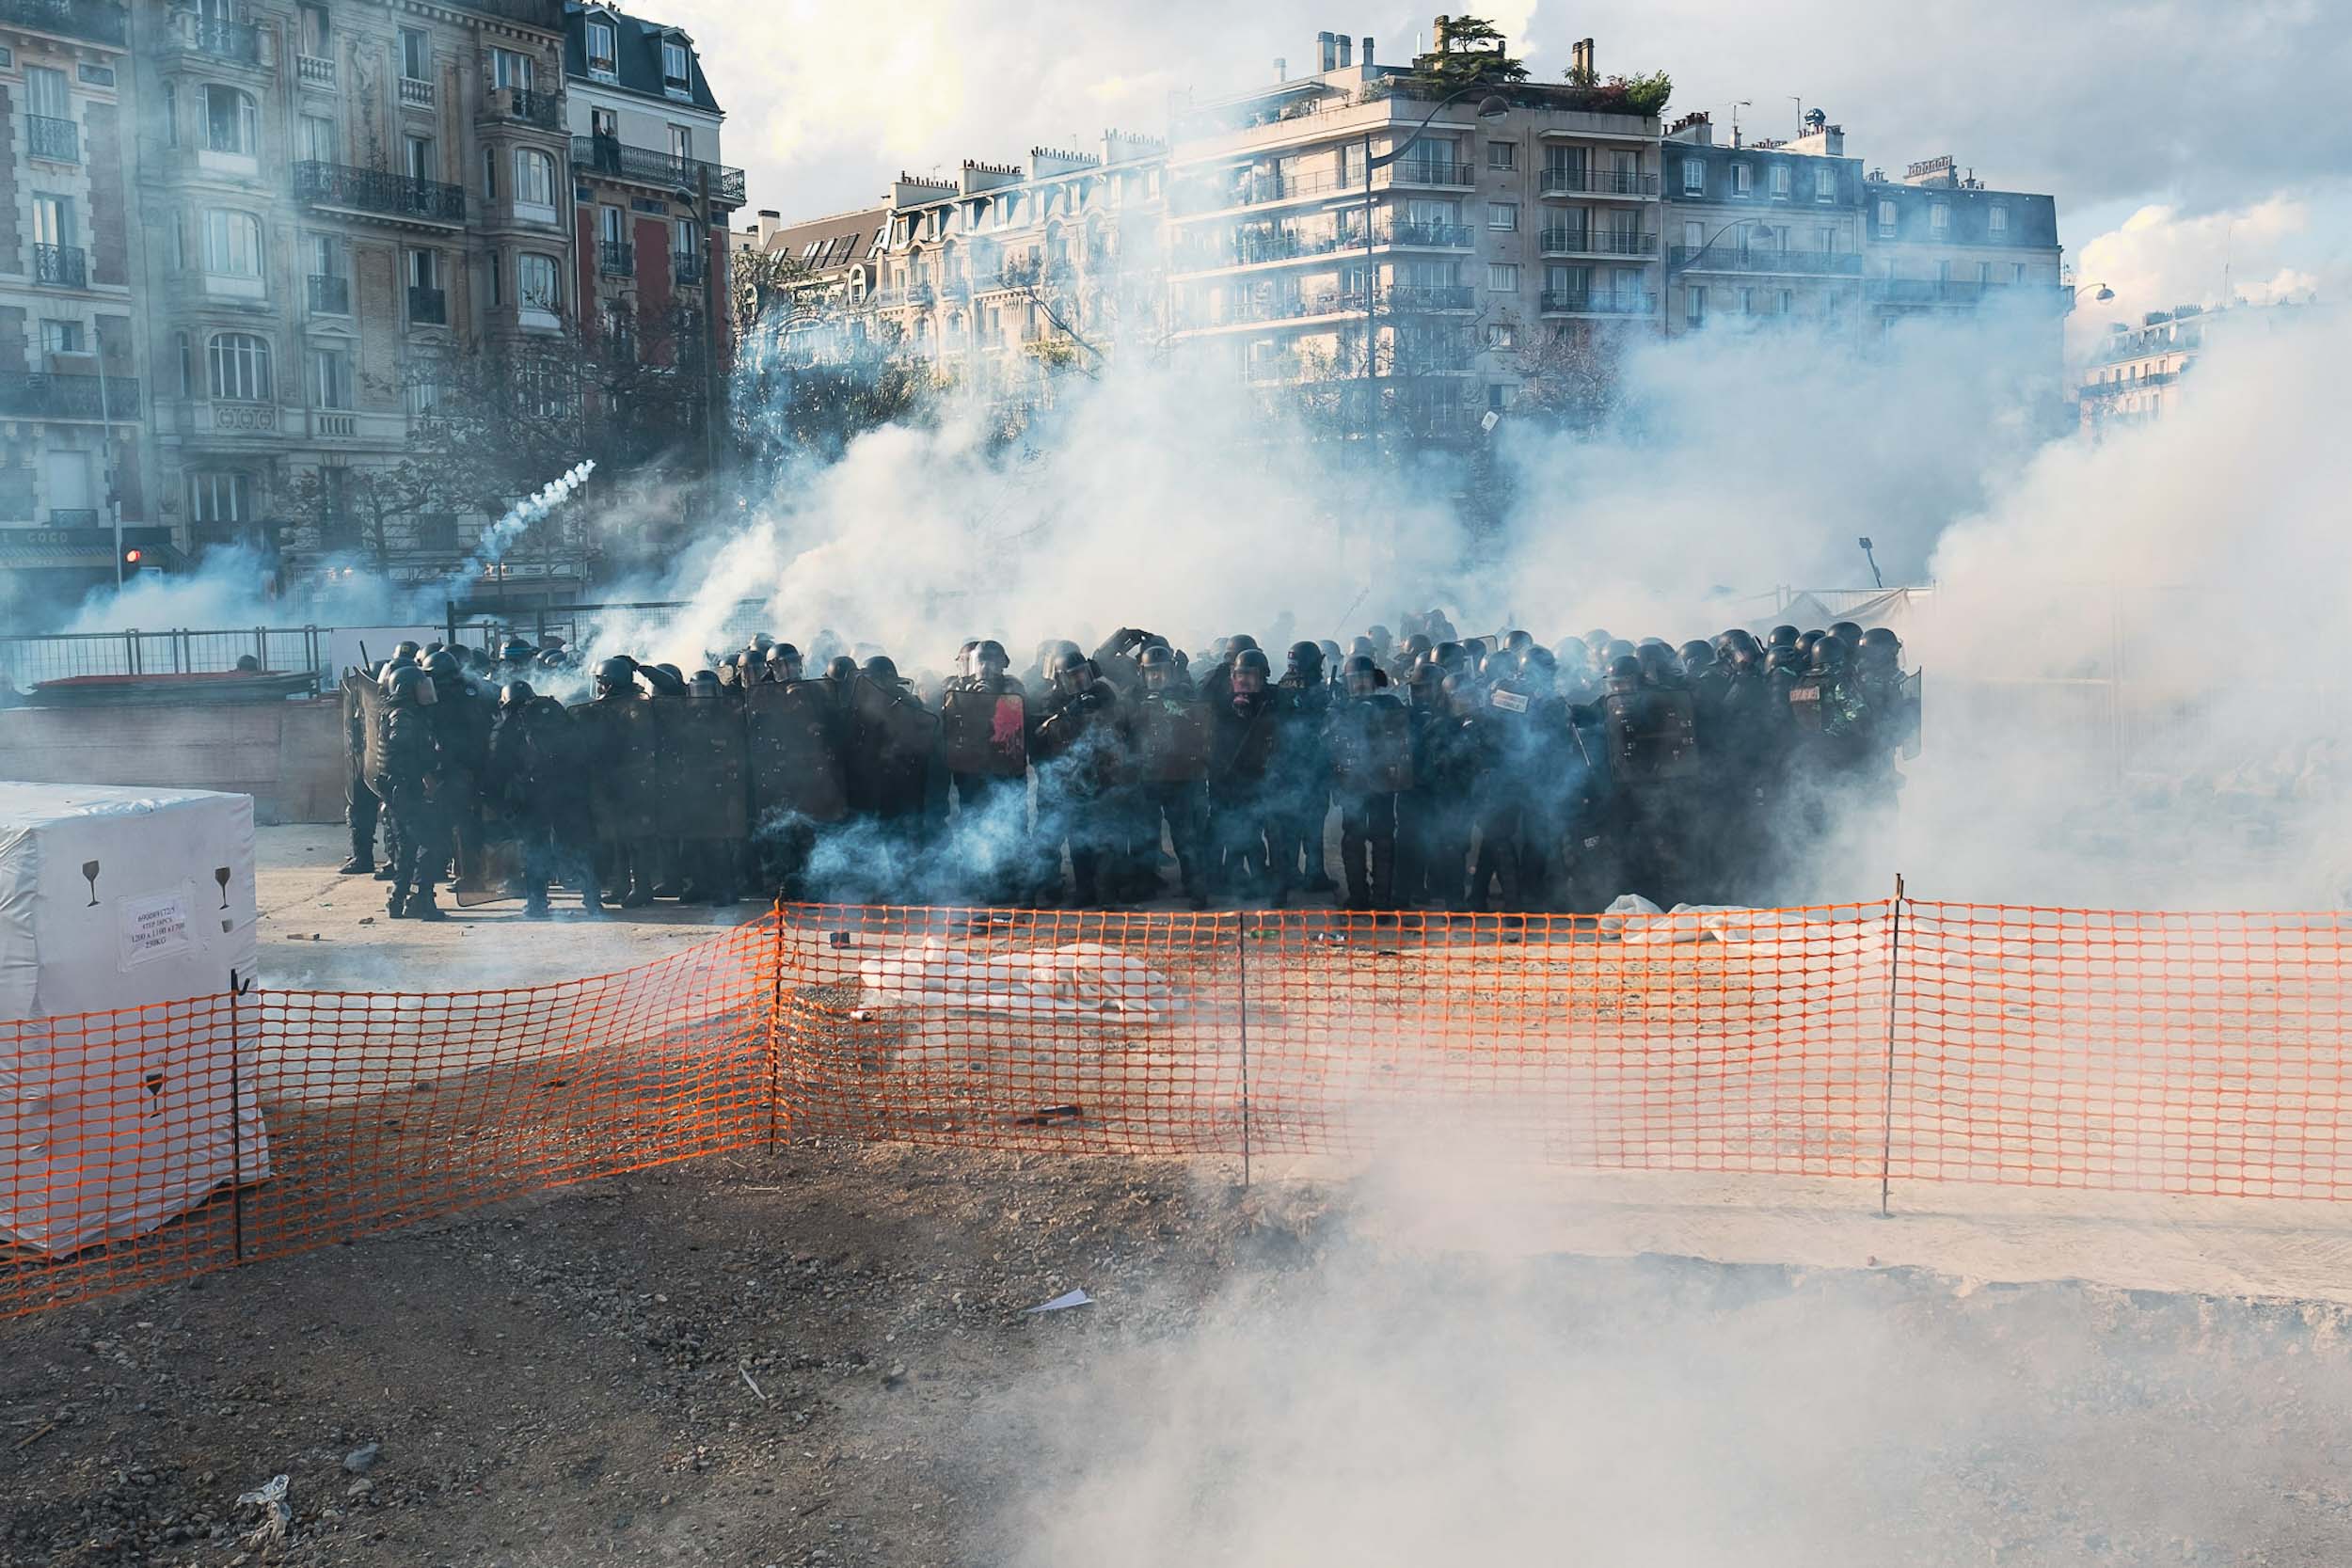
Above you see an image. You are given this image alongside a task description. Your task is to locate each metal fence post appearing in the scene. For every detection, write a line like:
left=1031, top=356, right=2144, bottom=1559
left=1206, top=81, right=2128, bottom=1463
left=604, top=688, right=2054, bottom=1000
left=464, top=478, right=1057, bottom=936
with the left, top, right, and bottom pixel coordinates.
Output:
left=1235, top=914, right=1253, bottom=1189
left=1880, top=873, right=1905, bottom=1219
left=227, top=970, right=249, bottom=1262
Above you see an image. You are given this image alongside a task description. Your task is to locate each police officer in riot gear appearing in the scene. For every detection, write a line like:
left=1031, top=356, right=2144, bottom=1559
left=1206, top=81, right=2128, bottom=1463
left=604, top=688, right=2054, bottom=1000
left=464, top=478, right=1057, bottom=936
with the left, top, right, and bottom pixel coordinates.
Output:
left=373, top=664, right=447, bottom=921
left=1276, top=641, right=1335, bottom=897
left=422, top=647, right=491, bottom=891
left=1031, top=649, right=1122, bottom=905
left=940, top=638, right=1030, bottom=905
left=1209, top=646, right=1284, bottom=902
left=1327, top=655, right=1405, bottom=911
left=575, top=655, right=660, bottom=908
left=1129, top=642, right=1209, bottom=908
left=765, top=642, right=804, bottom=685
left=485, top=678, right=582, bottom=918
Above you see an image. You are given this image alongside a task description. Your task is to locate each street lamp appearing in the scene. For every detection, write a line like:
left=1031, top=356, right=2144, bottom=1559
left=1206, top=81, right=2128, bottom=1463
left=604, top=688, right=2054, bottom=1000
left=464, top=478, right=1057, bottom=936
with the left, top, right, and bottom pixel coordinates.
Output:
left=1359, top=85, right=1511, bottom=418
left=1666, top=215, right=1779, bottom=274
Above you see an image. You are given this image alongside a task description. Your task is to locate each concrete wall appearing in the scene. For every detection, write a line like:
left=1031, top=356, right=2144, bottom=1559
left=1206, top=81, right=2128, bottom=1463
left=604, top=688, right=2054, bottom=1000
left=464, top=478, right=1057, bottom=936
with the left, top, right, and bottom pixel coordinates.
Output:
left=0, top=700, right=344, bottom=825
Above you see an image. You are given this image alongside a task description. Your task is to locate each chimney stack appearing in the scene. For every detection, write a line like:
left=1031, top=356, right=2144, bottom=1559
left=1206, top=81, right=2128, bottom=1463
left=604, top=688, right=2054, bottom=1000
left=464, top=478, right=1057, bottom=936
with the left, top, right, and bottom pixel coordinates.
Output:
left=1362, top=36, right=1375, bottom=70
left=1318, top=31, right=1335, bottom=72
left=1274, top=56, right=1287, bottom=82
left=1570, top=38, right=1594, bottom=79
left=1433, top=14, right=1451, bottom=55
left=1336, top=34, right=1351, bottom=68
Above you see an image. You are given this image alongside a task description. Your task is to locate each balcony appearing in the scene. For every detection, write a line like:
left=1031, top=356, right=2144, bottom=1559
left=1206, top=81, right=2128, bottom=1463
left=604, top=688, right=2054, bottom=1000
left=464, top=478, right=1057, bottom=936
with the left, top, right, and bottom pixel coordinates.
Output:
left=1178, top=166, right=1350, bottom=215
left=25, top=114, right=78, bottom=163
left=407, top=284, right=447, bottom=325
left=1669, top=245, right=1863, bottom=277
left=1538, top=166, right=1659, bottom=198
left=295, top=54, right=336, bottom=89
left=672, top=249, right=707, bottom=286
left=311, top=410, right=358, bottom=438
left=1385, top=283, right=1476, bottom=311
left=1382, top=158, right=1473, bottom=188
left=33, top=243, right=87, bottom=289
left=2082, top=370, right=2178, bottom=399
left=1387, top=220, right=1475, bottom=248
left=479, top=85, right=561, bottom=130
left=0, top=372, right=139, bottom=420
left=47, top=507, right=99, bottom=528
left=307, top=273, right=350, bottom=314
left=1540, top=289, right=1658, bottom=315
left=570, top=137, right=746, bottom=207
left=294, top=160, right=467, bottom=226
left=1540, top=228, right=1657, bottom=257
left=0, top=0, right=126, bottom=48
left=596, top=239, right=633, bottom=277
left=183, top=13, right=262, bottom=65
left=398, top=76, right=435, bottom=110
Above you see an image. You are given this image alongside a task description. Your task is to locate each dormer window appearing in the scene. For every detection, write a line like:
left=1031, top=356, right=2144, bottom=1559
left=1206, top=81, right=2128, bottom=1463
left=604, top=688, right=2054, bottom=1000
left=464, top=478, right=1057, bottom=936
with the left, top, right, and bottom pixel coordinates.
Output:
left=586, top=18, right=617, bottom=81
left=661, top=39, right=691, bottom=96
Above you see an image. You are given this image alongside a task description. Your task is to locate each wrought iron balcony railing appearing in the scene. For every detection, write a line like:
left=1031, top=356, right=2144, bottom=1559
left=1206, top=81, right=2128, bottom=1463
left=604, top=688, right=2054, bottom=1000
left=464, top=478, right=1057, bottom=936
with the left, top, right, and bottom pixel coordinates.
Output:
left=570, top=137, right=746, bottom=206
left=0, top=372, right=140, bottom=420
left=26, top=113, right=78, bottom=162
left=307, top=273, right=350, bottom=314
left=407, top=284, right=447, bottom=325
left=0, top=0, right=126, bottom=47
left=294, top=160, right=467, bottom=224
left=33, top=242, right=87, bottom=288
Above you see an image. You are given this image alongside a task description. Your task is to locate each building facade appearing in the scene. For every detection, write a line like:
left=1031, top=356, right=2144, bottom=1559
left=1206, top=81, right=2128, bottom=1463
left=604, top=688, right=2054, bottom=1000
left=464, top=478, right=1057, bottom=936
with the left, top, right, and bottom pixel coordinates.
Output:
left=1856, top=155, right=2066, bottom=333
left=0, top=0, right=156, bottom=601
left=733, top=202, right=886, bottom=367
left=1164, top=26, right=1662, bottom=436
left=133, top=0, right=575, bottom=585
left=1660, top=109, right=1866, bottom=338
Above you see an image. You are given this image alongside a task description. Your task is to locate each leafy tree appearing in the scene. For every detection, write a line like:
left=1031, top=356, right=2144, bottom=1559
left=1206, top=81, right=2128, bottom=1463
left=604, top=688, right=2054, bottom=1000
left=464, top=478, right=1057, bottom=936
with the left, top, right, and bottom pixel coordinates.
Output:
left=1407, top=14, right=1529, bottom=89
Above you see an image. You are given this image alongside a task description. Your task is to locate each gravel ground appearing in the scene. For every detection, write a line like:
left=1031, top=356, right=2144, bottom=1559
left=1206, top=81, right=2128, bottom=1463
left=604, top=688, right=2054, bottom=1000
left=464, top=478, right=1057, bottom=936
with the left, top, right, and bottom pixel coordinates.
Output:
left=8, top=1141, right=2352, bottom=1568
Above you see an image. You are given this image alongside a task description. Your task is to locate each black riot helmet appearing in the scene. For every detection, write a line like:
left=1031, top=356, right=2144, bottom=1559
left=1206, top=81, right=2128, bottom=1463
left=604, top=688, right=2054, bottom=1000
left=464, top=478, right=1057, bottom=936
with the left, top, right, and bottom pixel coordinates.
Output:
left=499, top=679, right=535, bottom=708
left=1433, top=641, right=1468, bottom=676
left=1406, top=658, right=1445, bottom=706
left=863, top=654, right=903, bottom=686
left=387, top=664, right=436, bottom=707
left=1051, top=640, right=1082, bottom=665
left=1520, top=645, right=1558, bottom=691
left=535, top=649, right=566, bottom=670
left=1581, top=629, right=1613, bottom=657
left=1286, top=640, right=1324, bottom=680
left=1809, top=637, right=1851, bottom=675
left=1479, top=647, right=1521, bottom=683
left=975, top=639, right=1009, bottom=676
left=1405, top=632, right=1434, bottom=661
left=1439, top=672, right=1479, bottom=715
left=1678, top=640, right=1717, bottom=673
left=825, top=655, right=859, bottom=683
left=657, top=662, right=683, bottom=682
left=1858, top=627, right=1903, bottom=673
left=1316, top=639, right=1344, bottom=673
left=1764, top=644, right=1806, bottom=676
left=1637, top=643, right=1684, bottom=688
left=1231, top=646, right=1271, bottom=694
left=594, top=655, right=638, bottom=697
left=1797, top=629, right=1825, bottom=662
left=1768, top=625, right=1800, bottom=651
left=392, top=639, right=421, bottom=663
left=689, top=670, right=721, bottom=698
left=1602, top=638, right=1638, bottom=667
left=1504, top=629, right=1534, bottom=656
left=768, top=642, right=803, bottom=681
left=1349, top=635, right=1376, bottom=661
left=748, top=633, right=775, bottom=657
left=1605, top=655, right=1645, bottom=693
left=501, top=637, right=534, bottom=665
left=1343, top=654, right=1379, bottom=697
left=1053, top=647, right=1090, bottom=696
left=1228, top=633, right=1260, bottom=654
left=716, top=659, right=740, bottom=689
left=1137, top=642, right=1176, bottom=690
left=1830, top=621, right=1865, bottom=650
left=423, top=647, right=463, bottom=683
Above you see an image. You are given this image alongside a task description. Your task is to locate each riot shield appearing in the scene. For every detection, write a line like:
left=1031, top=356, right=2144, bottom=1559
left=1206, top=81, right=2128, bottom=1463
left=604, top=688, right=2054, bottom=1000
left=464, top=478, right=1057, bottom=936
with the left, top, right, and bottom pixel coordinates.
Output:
left=571, top=697, right=664, bottom=841
left=850, top=674, right=939, bottom=813
left=657, top=698, right=752, bottom=840
left=744, top=678, right=848, bottom=826
left=452, top=839, right=522, bottom=908
left=355, top=678, right=389, bottom=790
left=1899, top=669, right=1923, bottom=762
left=1786, top=680, right=1827, bottom=735
left=1331, top=700, right=1416, bottom=793
left=1135, top=695, right=1212, bottom=784
left=939, top=688, right=1028, bottom=778
left=1602, top=689, right=1700, bottom=784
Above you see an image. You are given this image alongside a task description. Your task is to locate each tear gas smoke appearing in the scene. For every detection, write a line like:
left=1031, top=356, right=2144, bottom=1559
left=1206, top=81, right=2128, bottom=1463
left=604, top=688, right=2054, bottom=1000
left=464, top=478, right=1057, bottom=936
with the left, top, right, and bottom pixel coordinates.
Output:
left=459, top=459, right=598, bottom=581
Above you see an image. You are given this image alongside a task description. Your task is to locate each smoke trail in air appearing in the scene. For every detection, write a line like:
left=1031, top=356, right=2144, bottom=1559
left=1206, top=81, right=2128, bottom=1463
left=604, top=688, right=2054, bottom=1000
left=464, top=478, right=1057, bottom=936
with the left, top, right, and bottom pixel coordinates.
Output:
left=454, top=460, right=597, bottom=584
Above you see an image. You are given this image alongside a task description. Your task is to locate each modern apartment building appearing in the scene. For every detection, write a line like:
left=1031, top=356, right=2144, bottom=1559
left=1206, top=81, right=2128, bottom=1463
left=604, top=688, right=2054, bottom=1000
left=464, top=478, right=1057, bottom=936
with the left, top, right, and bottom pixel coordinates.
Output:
left=1164, top=26, right=1662, bottom=436
left=0, top=0, right=156, bottom=601
left=1856, top=154, right=2066, bottom=331
left=134, top=0, right=574, bottom=583
left=1660, top=108, right=1866, bottom=338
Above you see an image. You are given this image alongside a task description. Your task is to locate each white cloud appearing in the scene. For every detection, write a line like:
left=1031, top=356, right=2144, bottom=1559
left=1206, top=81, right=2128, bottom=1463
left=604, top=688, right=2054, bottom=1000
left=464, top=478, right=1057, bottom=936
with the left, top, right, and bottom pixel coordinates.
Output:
left=2065, top=186, right=2348, bottom=349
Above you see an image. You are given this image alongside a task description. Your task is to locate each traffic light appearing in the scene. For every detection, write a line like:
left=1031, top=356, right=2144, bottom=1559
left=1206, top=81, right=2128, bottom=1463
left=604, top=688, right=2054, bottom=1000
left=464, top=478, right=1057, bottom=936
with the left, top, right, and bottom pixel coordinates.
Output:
left=121, top=547, right=143, bottom=567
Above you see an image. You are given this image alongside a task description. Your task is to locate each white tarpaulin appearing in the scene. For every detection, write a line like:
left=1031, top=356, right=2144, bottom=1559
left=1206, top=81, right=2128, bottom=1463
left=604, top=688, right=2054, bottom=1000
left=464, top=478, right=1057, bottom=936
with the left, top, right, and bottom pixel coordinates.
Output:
left=858, top=940, right=1175, bottom=1018
left=0, top=783, right=269, bottom=1255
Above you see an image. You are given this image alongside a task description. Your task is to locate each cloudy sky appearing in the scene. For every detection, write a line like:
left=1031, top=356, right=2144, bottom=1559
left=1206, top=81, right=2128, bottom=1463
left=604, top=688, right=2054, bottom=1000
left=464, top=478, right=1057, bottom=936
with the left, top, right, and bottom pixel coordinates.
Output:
left=660, top=0, right=2351, bottom=336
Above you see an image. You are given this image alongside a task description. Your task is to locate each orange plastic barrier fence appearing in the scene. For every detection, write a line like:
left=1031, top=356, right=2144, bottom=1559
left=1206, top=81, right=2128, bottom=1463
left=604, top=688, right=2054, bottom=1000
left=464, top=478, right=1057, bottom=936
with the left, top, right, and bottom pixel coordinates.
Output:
left=8, top=899, right=2352, bottom=1320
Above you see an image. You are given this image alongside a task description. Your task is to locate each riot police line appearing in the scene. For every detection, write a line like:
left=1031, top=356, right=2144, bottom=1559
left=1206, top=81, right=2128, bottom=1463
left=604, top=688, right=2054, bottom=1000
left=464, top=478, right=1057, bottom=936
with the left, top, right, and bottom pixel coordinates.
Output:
left=337, top=618, right=1919, bottom=920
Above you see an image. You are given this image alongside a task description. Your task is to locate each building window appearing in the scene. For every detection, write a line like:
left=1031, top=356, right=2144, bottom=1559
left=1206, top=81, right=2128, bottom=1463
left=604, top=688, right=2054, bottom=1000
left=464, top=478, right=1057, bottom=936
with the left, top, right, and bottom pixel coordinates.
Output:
left=32, top=192, right=75, bottom=250
left=1681, top=158, right=1703, bottom=195
left=1484, top=322, right=1515, bottom=349
left=1487, top=201, right=1518, bottom=231
left=668, top=123, right=693, bottom=164
left=1486, top=140, right=1515, bottom=170
left=310, top=347, right=352, bottom=410
left=397, top=27, right=427, bottom=80
left=1779, top=289, right=1793, bottom=313
left=1770, top=164, right=1789, bottom=198
left=409, top=248, right=438, bottom=291
left=1936, top=259, right=1953, bottom=282
left=661, top=39, right=691, bottom=93
left=301, top=113, right=335, bottom=164
left=1732, top=164, right=1752, bottom=196
left=587, top=20, right=617, bottom=79
left=517, top=253, right=560, bottom=311
left=491, top=47, right=533, bottom=89
left=1978, top=261, right=1993, bottom=284
left=188, top=471, right=249, bottom=525
left=1685, top=286, right=1706, bottom=326
left=1815, top=166, right=1836, bottom=201
left=1876, top=198, right=1897, bottom=233
left=487, top=252, right=502, bottom=308
left=1739, top=287, right=1755, bottom=313
left=514, top=148, right=556, bottom=206
left=200, top=209, right=262, bottom=277
left=203, top=85, right=259, bottom=155
left=2012, top=261, right=2026, bottom=283
left=297, top=3, right=327, bottom=55
left=1930, top=203, right=1950, bottom=234
left=599, top=204, right=626, bottom=246
left=40, top=318, right=85, bottom=355
left=174, top=332, right=192, bottom=396
left=208, top=332, right=273, bottom=401
left=1989, top=203, right=2009, bottom=234
left=1487, top=261, right=1518, bottom=292
left=405, top=135, right=436, bottom=182
left=591, top=105, right=617, bottom=141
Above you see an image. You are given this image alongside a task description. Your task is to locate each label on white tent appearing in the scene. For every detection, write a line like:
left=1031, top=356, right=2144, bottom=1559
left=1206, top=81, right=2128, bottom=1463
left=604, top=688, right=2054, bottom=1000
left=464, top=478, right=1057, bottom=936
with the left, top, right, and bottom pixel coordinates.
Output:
left=118, top=891, right=193, bottom=970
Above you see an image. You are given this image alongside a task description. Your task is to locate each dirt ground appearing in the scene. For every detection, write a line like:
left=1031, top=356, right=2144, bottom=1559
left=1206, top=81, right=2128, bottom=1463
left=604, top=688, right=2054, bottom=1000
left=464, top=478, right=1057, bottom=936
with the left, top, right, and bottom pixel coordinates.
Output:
left=8, top=1144, right=2352, bottom=1568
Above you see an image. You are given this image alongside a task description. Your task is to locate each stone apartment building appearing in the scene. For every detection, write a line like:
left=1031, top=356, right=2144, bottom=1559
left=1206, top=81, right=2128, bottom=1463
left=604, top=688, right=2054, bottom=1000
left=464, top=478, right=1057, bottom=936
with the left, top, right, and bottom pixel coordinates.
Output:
left=1164, top=27, right=1662, bottom=436
left=1855, top=154, right=2066, bottom=333
left=733, top=202, right=886, bottom=367
left=1660, top=108, right=1866, bottom=338
left=2077, top=302, right=2314, bottom=434
left=133, top=0, right=576, bottom=585
left=0, top=0, right=155, bottom=600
